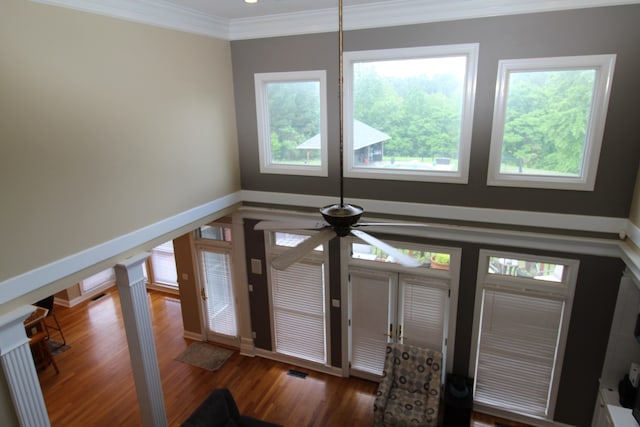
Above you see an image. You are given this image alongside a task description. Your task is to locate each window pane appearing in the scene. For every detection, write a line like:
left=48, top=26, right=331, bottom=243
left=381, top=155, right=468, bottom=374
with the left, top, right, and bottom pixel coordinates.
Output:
left=500, top=69, right=596, bottom=177
left=267, top=80, right=321, bottom=165
left=488, top=256, right=565, bottom=283
left=274, top=232, right=323, bottom=251
left=201, top=251, right=237, bottom=337
left=352, top=243, right=449, bottom=270
left=475, top=289, right=564, bottom=416
left=150, top=241, right=177, bottom=286
left=199, top=225, right=231, bottom=241
left=271, top=262, right=326, bottom=364
left=352, top=56, right=467, bottom=171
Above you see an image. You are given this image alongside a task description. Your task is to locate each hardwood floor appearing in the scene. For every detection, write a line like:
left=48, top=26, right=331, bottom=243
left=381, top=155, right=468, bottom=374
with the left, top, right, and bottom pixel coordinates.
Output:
left=36, top=288, right=531, bottom=426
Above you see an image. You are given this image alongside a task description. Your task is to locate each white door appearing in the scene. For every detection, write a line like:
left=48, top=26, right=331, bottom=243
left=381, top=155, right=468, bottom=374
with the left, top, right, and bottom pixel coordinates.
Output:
left=349, top=269, right=396, bottom=377
left=398, top=275, right=448, bottom=352
left=349, top=271, right=450, bottom=378
left=199, top=248, right=237, bottom=338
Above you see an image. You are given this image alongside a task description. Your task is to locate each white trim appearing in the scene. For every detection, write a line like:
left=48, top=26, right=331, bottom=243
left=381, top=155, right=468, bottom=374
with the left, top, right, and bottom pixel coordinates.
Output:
left=487, top=54, right=616, bottom=191
left=240, top=190, right=627, bottom=235
left=254, top=71, right=328, bottom=177
left=473, top=403, right=575, bottom=427
left=343, top=44, right=478, bottom=184
left=0, top=192, right=242, bottom=305
left=182, top=330, right=205, bottom=342
left=31, top=0, right=640, bottom=40
left=30, top=0, right=230, bottom=39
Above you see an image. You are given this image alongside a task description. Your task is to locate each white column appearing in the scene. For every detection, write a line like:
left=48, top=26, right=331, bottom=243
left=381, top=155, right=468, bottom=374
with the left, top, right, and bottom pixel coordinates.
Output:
left=0, top=305, right=50, bottom=427
left=115, top=253, right=167, bottom=427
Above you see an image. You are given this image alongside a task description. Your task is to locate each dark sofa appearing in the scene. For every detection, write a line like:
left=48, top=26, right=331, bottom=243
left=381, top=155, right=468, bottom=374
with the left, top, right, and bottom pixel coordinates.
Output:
left=181, top=388, right=282, bottom=427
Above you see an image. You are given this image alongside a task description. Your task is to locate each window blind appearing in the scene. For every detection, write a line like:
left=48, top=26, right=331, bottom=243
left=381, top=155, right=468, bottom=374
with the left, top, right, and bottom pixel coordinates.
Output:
left=271, top=261, right=326, bottom=364
left=350, top=271, right=391, bottom=375
left=201, top=251, right=237, bottom=337
left=400, top=278, right=447, bottom=352
left=474, top=289, right=564, bottom=417
left=150, top=241, right=177, bottom=286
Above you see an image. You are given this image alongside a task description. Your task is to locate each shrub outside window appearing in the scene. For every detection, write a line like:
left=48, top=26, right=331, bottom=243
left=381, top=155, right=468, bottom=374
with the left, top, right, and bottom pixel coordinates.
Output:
left=254, top=70, right=328, bottom=176
left=343, top=44, right=478, bottom=183
left=487, top=54, right=616, bottom=190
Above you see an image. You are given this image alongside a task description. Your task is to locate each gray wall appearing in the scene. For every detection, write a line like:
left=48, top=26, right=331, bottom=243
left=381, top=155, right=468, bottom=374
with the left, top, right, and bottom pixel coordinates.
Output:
left=231, top=5, right=640, bottom=218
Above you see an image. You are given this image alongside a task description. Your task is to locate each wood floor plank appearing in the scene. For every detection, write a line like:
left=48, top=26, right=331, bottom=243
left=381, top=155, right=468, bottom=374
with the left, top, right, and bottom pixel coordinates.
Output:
left=36, top=287, right=531, bottom=427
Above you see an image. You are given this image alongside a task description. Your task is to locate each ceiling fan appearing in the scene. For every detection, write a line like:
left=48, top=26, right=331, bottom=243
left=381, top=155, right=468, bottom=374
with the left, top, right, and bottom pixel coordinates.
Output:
left=255, top=0, right=425, bottom=271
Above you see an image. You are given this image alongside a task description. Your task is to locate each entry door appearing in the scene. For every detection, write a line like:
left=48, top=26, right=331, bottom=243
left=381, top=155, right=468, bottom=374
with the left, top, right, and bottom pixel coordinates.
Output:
left=349, top=270, right=449, bottom=378
left=198, top=248, right=237, bottom=338
left=349, top=270, right=396, bottom=376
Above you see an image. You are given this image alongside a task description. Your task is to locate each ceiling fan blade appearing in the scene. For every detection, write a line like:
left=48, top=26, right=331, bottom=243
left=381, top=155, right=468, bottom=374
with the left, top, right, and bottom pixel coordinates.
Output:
left=271, top=228, right=336, bottom=270
left=354, top=222, right=431, bottom=228
left=254, top=220, right=329, bottom=231
left=351, top=229, right=422, bottom=268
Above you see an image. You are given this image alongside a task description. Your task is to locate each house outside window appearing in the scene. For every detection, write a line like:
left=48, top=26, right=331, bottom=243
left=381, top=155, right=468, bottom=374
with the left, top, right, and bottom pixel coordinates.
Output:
left=343, top=43, right=479, bottom=183
left=254, top=70, right=328, bottom=177
left=487, top=54, right=616, bottom=190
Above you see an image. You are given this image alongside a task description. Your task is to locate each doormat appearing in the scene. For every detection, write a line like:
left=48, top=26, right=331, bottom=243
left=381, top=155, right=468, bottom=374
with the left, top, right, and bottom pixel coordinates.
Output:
left=287, top=369, right=308, bottom=379
left=175, top=342, right=234, bottom=372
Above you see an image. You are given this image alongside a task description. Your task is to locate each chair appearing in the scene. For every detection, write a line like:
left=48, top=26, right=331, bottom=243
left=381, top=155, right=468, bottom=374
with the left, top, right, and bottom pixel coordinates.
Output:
left=181, top=388, right=282, bottom=427
left=373, top=343, right=442, bottom=427
left=29, top=331, right=59, bottom=374
left=34, top=295, right=66, bottom=348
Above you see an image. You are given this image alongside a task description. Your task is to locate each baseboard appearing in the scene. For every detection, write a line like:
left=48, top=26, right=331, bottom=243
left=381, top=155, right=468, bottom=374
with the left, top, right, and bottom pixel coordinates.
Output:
left=183, top=330, right=204, bottom=341
left=54, top=284, right=116, bottom=308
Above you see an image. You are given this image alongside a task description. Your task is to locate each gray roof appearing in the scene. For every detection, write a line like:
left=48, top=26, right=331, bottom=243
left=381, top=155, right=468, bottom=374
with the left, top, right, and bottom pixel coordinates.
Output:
left=297, top=120, right=390, bottom=150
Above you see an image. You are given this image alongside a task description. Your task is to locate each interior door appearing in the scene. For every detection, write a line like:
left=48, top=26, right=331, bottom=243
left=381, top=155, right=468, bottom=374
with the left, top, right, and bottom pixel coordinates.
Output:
left=349, top=269, right=396, bottom=377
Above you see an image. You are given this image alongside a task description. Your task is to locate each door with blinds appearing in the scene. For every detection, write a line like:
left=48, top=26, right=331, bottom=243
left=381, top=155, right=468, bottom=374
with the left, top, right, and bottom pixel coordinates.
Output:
left=270, top=260, right=327, bottom=364
left=349, top=268, right=449, bottom=379
left=198, top=248, right=238, bottom=338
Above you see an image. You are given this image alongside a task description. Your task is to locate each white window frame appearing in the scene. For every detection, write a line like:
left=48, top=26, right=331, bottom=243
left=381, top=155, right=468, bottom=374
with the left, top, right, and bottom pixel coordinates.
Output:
left=254, top=70, right=328, bottom=177
left=343, top=43, right=479, bottom=183
left=487, top=54, right=616, bottom=191
left=265, top=230, right=331, bottom=368
left=469, top=249, right=578, bottom=422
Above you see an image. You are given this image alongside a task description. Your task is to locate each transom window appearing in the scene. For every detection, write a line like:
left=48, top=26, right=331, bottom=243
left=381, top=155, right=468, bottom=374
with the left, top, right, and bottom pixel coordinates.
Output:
left=343, top=44, right=478, bottom=183
left=254, top=70, right=328, bottom=176
left=487, top=54, right=616, bottom=190
left=352, top=242, right=451, bottom=271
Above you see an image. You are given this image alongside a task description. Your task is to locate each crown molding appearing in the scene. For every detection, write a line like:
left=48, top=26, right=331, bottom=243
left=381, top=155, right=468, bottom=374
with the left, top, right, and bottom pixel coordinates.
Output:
left=30, top=0, right=230, bottom=39
left=31, top=0, right=640, bottom=40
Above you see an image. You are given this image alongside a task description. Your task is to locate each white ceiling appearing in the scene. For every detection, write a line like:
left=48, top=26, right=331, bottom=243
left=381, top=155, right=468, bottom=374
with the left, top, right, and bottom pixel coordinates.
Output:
left=32, top=0, right=640, bottom=40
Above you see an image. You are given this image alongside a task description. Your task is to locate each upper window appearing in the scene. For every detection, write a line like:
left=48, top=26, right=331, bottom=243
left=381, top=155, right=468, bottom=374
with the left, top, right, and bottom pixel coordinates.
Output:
left=343, top=44, right=478, bottom=183
left=254, top=70, right=328, bottom=176
left=487, top=54, right=616, bottom=190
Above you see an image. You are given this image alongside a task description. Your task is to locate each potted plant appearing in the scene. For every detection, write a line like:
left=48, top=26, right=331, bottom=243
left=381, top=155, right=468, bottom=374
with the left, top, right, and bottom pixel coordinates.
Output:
left=430, top=253, right=450, bottom=270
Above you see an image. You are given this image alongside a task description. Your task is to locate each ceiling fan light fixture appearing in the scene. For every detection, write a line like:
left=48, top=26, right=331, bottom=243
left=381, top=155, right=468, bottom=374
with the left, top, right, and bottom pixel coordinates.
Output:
left=245, top=0, right=258, bottom=4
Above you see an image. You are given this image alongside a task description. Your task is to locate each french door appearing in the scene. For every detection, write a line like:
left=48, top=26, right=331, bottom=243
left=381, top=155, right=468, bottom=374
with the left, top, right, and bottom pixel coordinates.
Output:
left=198, top=248, right=237, bottom=338
left=349, top=268, right=449, bottom=378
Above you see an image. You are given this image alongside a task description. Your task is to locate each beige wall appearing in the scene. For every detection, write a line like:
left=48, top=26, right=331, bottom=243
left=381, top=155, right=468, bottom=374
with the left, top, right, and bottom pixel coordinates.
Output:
left=0, top=0, right=240, bottom=284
